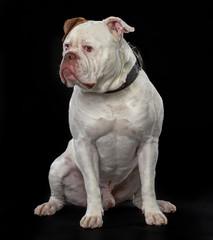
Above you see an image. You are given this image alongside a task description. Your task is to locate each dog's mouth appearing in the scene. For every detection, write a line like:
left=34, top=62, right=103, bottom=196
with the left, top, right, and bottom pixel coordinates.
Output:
left=62, top=68, right=76, bottom=81
left=60, top=67, right=95, bottom=89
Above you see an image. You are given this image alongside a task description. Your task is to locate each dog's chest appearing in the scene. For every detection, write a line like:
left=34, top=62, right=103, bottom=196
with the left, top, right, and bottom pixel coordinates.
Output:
left=70, top=85, right=157, bottom=184
left=85, top=96, right=154, bottom=140
left=92, top=102, right=153, bottom=183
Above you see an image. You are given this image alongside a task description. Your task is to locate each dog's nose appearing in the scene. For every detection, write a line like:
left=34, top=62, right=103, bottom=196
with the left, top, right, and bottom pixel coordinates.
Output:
left=64, top=52, right=76, bottom=61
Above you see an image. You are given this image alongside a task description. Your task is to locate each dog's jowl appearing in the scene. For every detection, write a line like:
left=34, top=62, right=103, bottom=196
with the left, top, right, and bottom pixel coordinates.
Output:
left=34, top=16, right=176, bottom=229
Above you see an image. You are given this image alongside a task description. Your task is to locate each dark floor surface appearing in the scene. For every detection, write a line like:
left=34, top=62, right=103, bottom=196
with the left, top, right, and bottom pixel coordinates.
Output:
left=1, top=192, right=213, bottom=240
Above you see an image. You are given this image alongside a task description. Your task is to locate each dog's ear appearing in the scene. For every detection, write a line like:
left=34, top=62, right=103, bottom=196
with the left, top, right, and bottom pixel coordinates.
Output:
left=62, top=17, right=88, bottom=42
left=103, top=16, right=134, bottom=40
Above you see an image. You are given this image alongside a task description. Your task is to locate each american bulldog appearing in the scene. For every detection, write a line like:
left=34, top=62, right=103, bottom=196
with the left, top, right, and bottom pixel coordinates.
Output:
left=34, top=16, right=176, bottom=228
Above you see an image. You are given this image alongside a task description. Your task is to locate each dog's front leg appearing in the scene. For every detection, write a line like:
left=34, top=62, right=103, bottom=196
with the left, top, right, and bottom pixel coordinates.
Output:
left=73, top=139, right=103, bottom=229
left=137, top=137, right=168, bottom=226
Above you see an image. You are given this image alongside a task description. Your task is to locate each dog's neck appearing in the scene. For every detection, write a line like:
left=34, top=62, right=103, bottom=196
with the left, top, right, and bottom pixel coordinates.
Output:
left=105, top=43, right=143, bottom=94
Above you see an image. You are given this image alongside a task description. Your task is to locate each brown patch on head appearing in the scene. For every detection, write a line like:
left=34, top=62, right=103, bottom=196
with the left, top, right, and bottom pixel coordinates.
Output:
left=62, top=17, right=88, bottom=42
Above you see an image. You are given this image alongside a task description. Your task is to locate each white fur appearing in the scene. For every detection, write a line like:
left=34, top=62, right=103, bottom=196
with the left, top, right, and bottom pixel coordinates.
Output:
left=34, top=16, right=176, bottom=228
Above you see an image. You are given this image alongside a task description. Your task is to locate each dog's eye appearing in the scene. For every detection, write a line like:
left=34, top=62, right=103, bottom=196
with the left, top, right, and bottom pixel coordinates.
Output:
left=84, top=45, right=93, bottom=52
left=64, top=44, right=70, bottom=51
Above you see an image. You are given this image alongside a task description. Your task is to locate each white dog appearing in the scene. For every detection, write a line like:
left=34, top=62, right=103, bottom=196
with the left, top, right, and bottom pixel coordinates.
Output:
left=34, top=16, right=176, bottom=228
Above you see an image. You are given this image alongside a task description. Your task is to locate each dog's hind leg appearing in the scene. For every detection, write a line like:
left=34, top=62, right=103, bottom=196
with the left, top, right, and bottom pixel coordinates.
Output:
left=34, top=140, right=74, bottom=216
left=133, top=193, right=176, bottom=214
left=132, top=190, right=142, bottom=209
left=156, top=200, right=176, bottom=213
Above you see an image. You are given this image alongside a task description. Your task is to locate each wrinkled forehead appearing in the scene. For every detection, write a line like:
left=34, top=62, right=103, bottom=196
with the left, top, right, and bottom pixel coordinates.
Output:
left=64, top=21, right=114, bottom=46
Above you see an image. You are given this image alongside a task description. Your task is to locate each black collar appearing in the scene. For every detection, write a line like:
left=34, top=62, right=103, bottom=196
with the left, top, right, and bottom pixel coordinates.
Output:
left=105, top=44, right=143, bottom=94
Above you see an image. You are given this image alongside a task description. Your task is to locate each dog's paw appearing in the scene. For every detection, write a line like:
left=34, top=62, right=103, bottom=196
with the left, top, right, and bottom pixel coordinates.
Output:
left=145, top=211, right=168, bottom=226
left=80, top=215, right=103, bottom=229
left=157, top=200, right=176, bottom=213
left=34, top=197, right=64, bottom=216
left=34, top=202, right=57, bottom=216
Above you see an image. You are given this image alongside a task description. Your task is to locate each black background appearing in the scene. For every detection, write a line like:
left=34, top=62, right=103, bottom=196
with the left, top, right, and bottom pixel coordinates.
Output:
left=0, top=1, right=213, bottom=239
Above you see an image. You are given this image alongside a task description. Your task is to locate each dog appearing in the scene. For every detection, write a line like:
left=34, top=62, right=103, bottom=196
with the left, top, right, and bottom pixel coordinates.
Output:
left=34, top=16, right=176, bottom=228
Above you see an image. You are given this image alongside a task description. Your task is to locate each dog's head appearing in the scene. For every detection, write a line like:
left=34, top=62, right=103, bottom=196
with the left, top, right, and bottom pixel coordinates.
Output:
left=59, top=16, right=135, bottom=93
